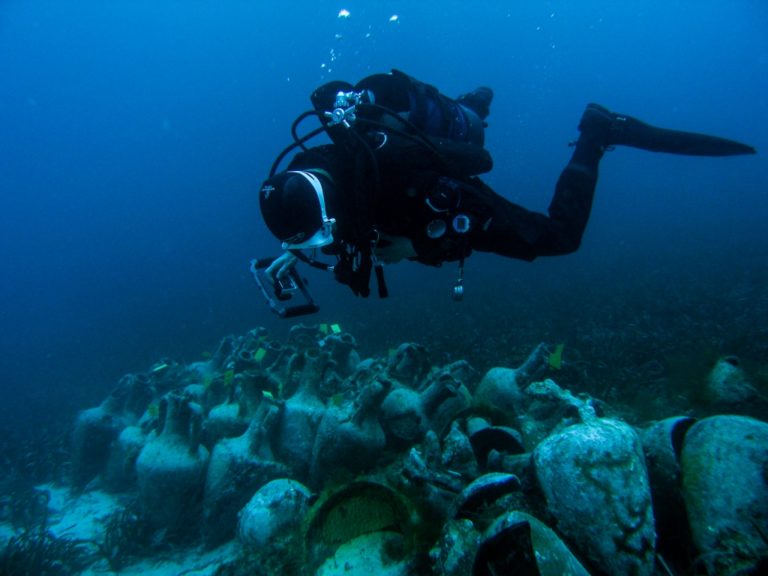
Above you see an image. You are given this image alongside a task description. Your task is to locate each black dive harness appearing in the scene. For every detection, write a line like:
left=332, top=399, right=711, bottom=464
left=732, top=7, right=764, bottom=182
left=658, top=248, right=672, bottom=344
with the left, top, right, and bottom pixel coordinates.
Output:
left=292, top=240, right=389, bottom=300
left=254, top=77, right=476, bottom=317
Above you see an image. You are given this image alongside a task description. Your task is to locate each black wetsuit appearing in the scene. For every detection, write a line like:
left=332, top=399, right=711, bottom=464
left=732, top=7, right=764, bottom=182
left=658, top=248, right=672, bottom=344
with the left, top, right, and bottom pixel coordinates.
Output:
left=284, top=137, right=599, bottom=267
left=282, top=70, right=753, bottom=296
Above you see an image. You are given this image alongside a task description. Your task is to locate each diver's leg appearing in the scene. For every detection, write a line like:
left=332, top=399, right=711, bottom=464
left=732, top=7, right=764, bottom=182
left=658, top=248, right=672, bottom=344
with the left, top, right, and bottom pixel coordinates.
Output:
left=543, top=130, right=604, bottom=254
left=472, top=115, right=610, bottom=259
left=471, top=131, right=604, bottom=260
left=474, top=104, right=755, bottom=261
left=543, top=103, right=757, bottom=252
left=543, top=102, right=757, bottom=249
left=580, top=103, right=756, bottom=156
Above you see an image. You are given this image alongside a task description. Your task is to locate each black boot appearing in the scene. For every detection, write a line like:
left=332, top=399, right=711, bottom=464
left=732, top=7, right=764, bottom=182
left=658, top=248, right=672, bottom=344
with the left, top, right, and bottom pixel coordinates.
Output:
left=578, top=103, right=756, bottom=156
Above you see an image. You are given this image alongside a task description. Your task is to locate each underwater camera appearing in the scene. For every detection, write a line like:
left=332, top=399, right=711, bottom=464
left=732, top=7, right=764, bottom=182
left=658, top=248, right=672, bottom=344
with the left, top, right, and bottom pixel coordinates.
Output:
left=250, top=257, right=320, bottom=318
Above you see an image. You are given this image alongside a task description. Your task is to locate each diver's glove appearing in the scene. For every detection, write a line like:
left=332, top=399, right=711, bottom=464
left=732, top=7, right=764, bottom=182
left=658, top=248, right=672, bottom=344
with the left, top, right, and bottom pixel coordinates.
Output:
left=265, top=251, right=298, bottom=283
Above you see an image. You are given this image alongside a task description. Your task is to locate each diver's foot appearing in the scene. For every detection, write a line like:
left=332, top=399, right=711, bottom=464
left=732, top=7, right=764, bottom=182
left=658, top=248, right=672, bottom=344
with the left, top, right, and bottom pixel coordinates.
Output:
left=577, top=103, right=620, bottom=148
left=577, top=103, right=756, bottom=156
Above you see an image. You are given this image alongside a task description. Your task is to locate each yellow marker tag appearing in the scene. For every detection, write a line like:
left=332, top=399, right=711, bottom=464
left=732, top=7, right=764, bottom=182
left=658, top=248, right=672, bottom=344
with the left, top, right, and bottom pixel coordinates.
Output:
left=262, top=390, right=275, bottom=400
left=549, top=344, right=565, bottom=370
left=152, top=362, right=168, bottom=373
left=319, top=323, right=329, bottom=334
left=223, top=369, right=235, bottom=387
left=330, top=393, right=344, bottom=407
left=253, top=348, right=267, bottom=363
left=331, top=323, right=342, bottom=334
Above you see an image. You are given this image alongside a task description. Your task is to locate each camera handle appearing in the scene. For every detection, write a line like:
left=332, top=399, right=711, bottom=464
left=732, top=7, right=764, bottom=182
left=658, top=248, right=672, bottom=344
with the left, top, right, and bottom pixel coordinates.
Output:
left=250, top=258, right=320, bottom=318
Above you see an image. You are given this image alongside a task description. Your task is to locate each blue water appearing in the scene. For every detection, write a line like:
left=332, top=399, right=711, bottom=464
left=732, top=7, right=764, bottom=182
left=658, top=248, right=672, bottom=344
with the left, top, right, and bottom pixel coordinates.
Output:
left=1, top=0, right=767, bottom=432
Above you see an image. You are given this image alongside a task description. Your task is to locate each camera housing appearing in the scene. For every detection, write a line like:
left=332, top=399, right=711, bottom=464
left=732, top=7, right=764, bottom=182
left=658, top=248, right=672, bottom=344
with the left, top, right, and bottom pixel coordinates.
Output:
left=250, top=258, right=320, bottom=318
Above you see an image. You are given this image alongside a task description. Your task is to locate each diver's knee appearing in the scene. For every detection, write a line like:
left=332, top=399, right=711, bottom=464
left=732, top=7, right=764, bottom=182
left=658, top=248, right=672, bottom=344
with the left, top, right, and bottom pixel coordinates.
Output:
left=556, top=235, right=582, bottom=255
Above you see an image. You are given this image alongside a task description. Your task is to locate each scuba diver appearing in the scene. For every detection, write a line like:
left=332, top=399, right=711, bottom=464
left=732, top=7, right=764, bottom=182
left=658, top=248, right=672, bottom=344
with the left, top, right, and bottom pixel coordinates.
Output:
left=255, top=69, right=755, bottom=315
